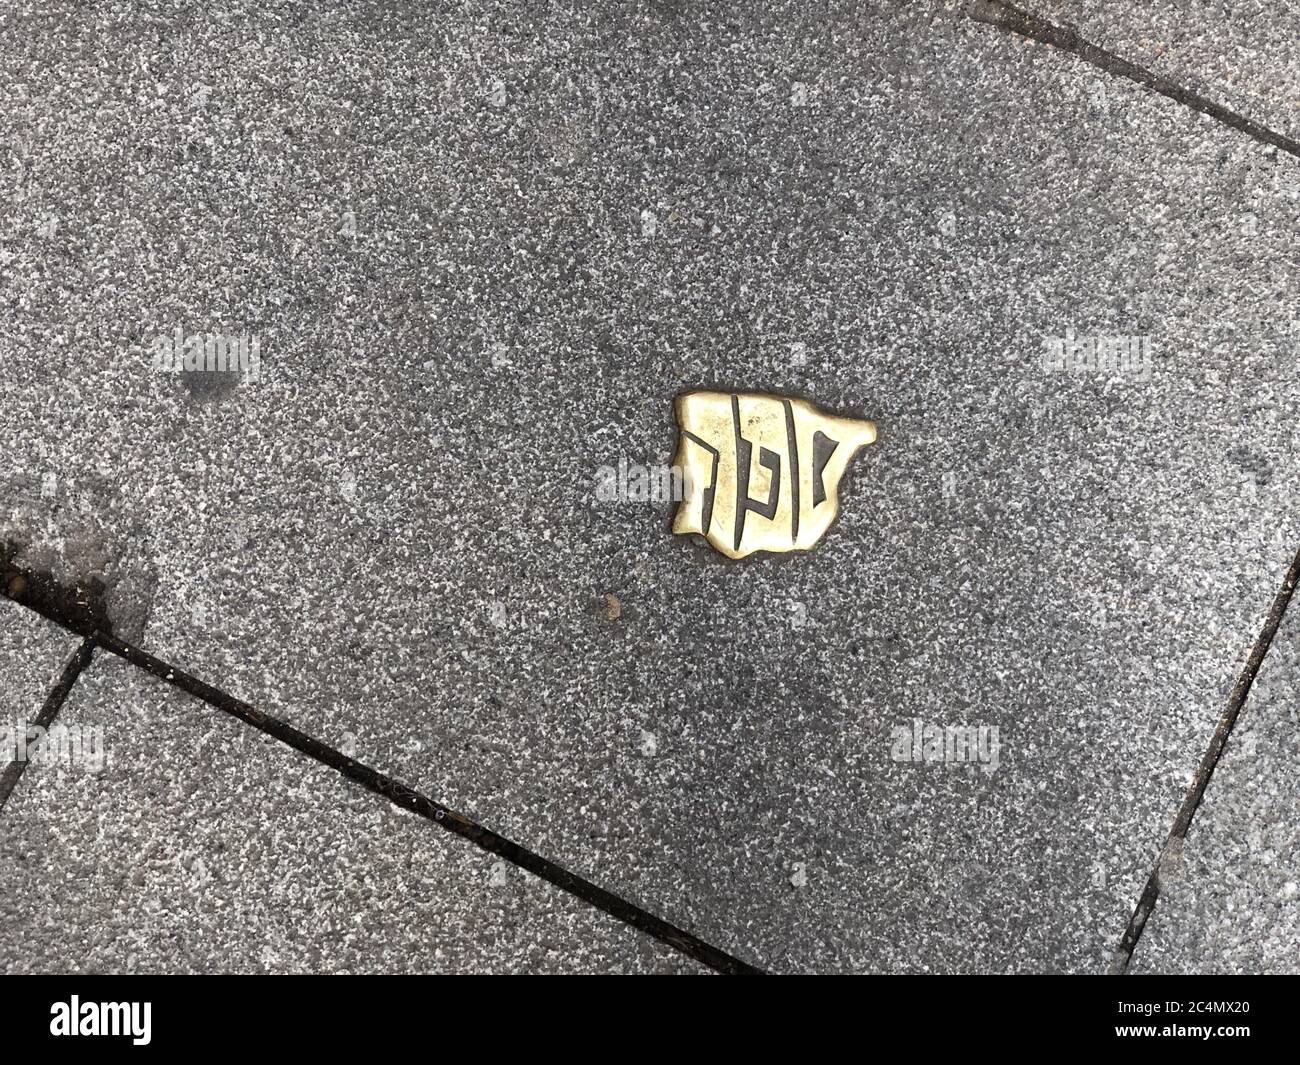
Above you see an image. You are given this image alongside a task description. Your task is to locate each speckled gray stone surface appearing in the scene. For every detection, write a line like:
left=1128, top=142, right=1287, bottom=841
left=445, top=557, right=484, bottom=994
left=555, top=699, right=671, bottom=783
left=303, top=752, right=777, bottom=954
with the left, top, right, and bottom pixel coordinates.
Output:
left=1026, top=1, right=1300, bottom=142
left=0, top=652, right=703, bottom=974
left=1130, top=600, right=1300, bottom=975
left=0, top=599, right=81, bottom=740
left=1, top=0, right=1298, bottom=972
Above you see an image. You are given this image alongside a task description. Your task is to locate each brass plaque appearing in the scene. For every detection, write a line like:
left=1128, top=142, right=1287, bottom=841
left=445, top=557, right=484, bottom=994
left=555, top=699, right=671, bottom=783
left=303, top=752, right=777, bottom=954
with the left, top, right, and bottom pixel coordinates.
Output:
left=672, top=391, right=876, bottom=559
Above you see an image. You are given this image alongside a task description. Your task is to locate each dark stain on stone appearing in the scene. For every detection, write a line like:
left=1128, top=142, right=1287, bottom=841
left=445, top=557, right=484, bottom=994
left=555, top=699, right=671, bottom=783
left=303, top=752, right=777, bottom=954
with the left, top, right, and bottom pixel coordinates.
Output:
left=180, top=367, right=242, bottom=401
left=1, top=540, right=112, bottom=637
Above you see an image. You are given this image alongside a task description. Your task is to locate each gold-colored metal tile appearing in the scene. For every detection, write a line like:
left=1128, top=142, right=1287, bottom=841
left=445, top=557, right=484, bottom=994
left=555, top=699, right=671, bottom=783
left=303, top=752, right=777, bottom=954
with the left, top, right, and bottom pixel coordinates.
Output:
left=672, top=390, right=876, bottom=559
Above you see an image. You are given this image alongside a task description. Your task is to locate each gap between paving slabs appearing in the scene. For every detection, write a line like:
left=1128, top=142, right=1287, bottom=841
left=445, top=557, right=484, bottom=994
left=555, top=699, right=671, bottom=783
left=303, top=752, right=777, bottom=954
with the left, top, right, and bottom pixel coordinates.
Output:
left=1111, top=543, right=1300, bottom=973
left=0, top=558, right=761, bottom=975
left=1, top=651, right=707, bottom=974
left=5, top=2, right=1294, bottom=972
left=0, top=638, right=94, bottom=811
left=8, top=535, right=1300, bottom=974
left=963, top=0, right=1300, bottom=972
left=965, top=0, right=1300, bottom=159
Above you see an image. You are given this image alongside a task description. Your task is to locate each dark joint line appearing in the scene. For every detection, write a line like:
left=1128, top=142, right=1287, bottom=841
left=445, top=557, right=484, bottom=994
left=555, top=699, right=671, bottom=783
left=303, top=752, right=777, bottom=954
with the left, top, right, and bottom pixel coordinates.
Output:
left=0, top=637, right=96, bottom=811
left=1110, top=542, right=1300, bottom=973
left=967, top=0, right=1300, bottom=160
left=1, top=557, right=763, bottom=975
